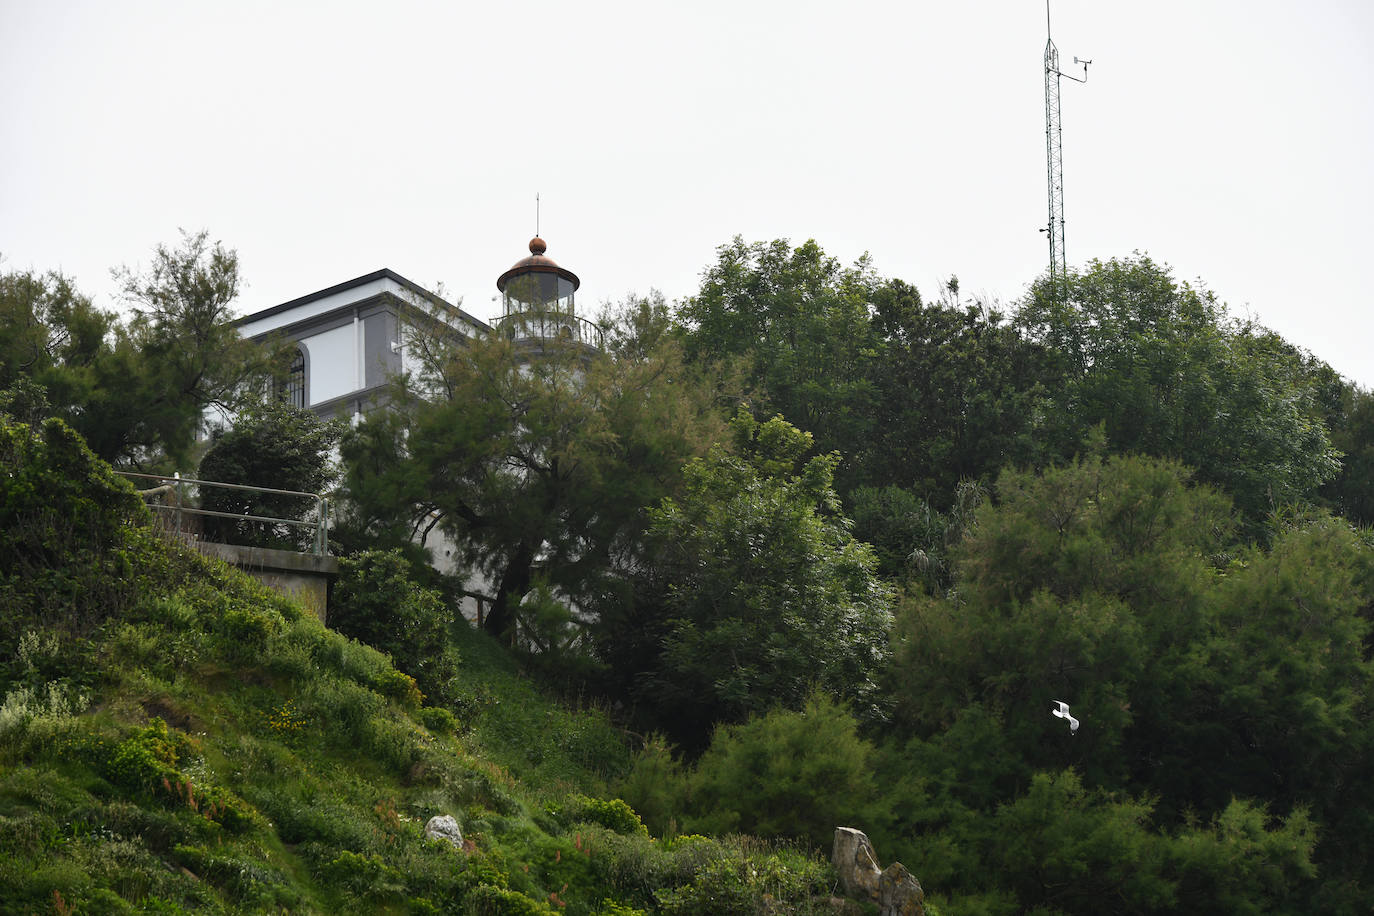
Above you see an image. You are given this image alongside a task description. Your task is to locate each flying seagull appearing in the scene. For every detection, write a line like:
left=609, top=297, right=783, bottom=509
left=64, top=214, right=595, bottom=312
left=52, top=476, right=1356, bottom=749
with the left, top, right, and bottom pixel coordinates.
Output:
left=1052, top=700, right=1079, bottom=734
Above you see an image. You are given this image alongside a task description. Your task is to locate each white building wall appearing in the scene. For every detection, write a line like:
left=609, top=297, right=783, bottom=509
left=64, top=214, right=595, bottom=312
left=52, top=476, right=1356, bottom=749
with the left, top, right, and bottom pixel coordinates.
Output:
left=301, top=324, right=357, bottom=405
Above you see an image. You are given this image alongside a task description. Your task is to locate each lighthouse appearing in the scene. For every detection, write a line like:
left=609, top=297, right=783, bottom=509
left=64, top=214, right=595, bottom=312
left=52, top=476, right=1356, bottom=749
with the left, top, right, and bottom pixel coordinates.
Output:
left=493, top=237, right=603, bottom=353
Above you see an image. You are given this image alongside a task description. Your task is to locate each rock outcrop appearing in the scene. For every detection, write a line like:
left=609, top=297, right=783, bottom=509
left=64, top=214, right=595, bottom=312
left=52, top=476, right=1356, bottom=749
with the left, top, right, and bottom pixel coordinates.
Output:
left=832, top=827, right=924, bottom=916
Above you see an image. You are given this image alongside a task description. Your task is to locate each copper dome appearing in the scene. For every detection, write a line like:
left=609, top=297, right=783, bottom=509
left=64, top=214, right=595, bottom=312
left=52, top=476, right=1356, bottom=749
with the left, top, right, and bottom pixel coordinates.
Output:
left=496, top=237, right=581, bottom=292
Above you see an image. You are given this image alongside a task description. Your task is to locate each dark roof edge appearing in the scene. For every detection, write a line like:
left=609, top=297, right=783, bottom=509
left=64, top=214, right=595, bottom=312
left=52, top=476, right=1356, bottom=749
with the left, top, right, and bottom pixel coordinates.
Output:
left=234, top=268, right=490, bottom=331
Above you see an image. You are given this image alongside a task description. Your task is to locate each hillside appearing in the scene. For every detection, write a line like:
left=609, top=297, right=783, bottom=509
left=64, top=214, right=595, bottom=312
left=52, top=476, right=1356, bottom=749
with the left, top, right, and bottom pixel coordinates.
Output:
left=0, top=416, right=845, bottom=915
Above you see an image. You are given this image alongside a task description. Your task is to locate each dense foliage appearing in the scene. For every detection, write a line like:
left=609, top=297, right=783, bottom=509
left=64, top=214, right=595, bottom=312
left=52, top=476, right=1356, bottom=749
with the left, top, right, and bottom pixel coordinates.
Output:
left=0, top=231, right=281, bottom=469
left=329, top=549, right=459, bottom=703
left=0, top=416, right=159, bottom=654
left=596, top=411, right=892, bottom=748
left=340, top=310, right=725, bottom=638
left=197, top=399, right=343, bottom=551
left=7, top=231, right=1374, bottom=913
left=1019, top=257, right=1341, bottom=533
left=874, top=451, right=1372, bottom=912
left=0, top=412, right=838, bottom=915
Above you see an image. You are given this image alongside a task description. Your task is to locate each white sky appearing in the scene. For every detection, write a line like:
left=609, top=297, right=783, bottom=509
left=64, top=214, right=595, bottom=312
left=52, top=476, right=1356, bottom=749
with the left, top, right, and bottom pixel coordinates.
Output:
left=3, top=0, right=1372, bottom=389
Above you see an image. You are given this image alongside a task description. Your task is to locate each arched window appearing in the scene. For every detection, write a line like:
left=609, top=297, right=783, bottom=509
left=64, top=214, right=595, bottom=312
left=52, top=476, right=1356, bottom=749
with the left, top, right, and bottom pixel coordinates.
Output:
left=279, top=347, right=306, bottom=408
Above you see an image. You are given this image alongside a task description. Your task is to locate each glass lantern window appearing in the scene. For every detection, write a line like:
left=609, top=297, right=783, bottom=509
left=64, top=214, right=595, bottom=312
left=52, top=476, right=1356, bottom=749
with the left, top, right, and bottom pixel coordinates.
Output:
left=502, top=272, right=575, bottom=314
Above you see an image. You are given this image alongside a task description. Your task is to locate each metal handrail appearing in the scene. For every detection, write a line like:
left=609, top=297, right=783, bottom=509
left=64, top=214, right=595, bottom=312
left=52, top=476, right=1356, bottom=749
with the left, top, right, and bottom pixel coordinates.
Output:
left=492, top=309, right=605, bottom=349
left=117, top=471, right=330, bottom=556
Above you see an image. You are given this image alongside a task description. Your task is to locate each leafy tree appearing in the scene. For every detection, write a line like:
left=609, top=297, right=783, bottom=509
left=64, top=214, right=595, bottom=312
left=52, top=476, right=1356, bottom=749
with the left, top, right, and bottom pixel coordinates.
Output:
left=0, top=269, right=113, bottom=404
left=848, top=478, right=985, bottom=592
left=0, top=415, right=158, bottom=649
left=860, top=278, right=1049, bottom=502
left=676, top=237, right=883, bottom=488
left=596, top=290, right=676, bottom=362
left=982, top=771, right=1316, bottom=916
left=0, top=232, right=279, bottom=468
left=197, top=399, right=343, bottom=551
left=1320, top=383, right=1374, bottom=526
left=1017, top=256, right=1340, bottom=531
left=884, top=449, right=1374, bottom=904
left=339, top=315, right=724, bottom=638
left=1190, top=514, right=1374, bottom=889
left=110, top=229, right=281, bottom=466
left=603, top=411, right=893, bottom=748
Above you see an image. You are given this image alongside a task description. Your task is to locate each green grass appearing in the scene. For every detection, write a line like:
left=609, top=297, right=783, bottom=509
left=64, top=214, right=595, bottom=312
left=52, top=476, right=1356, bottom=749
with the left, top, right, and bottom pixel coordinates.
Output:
left=0, top=548, right=841, bottom=916
left=0, top=417, right=843, bottom=914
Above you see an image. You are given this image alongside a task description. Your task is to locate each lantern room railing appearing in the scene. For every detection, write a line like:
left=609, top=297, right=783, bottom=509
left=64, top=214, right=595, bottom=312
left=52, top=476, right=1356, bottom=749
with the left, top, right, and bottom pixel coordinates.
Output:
left=492, top=310, right=604, bottom=350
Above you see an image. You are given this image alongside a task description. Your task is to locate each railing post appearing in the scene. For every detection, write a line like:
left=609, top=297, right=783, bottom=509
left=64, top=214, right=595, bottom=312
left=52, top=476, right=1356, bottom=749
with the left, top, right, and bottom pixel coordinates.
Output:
left=316, top=497, right=329, bottom=556
left=174, top=471, right=184, bottom=539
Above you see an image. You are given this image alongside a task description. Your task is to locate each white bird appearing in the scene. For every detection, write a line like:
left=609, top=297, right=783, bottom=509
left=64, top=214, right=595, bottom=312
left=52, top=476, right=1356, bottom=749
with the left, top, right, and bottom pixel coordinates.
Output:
left=1052, top=700, right=1079, bottom=734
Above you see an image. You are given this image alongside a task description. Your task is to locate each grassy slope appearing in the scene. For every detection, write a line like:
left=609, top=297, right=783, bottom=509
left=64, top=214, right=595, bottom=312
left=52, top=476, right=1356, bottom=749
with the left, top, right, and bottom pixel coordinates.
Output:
left=0, top=436, right=837, bottom=915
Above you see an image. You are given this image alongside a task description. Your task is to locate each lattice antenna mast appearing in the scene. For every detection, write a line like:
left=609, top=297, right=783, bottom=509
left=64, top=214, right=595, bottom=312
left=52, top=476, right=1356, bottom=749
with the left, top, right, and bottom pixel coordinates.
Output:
left=1043, top=1, right=1090, bottom=285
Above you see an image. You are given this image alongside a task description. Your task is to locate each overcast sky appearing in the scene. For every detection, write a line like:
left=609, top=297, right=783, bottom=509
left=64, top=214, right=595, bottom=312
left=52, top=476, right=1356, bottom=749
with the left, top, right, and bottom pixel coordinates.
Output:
left=3, top=0, right=1371, bottom=389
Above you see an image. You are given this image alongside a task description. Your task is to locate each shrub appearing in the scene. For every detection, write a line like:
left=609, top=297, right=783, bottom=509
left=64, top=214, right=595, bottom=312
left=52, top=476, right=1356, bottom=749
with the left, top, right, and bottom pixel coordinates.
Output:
left=217, top=606, right=280, bottom=662
left=685, top=692, right=880, bottom=847
left=0, top=680, right=90, bottom=754
left=545, top=795, right=649, bottom=837
left=318, top=849, right=406, bottom=901
left=373, top=667, right=425, bottom=709
left=462, top=883, right=557, bottom=915
left=420, top=706, right=460, bottom=735
left=0, top=416, right=161, bottom=647
left=653, top=839, right=834, bottom=916
left=171, top=844, right=298, bottom=909
left=616, top=735, right=687, bottom=838
left=330, top=549, right=458, bottom=701
left=103, top=718, right=184, bottom=791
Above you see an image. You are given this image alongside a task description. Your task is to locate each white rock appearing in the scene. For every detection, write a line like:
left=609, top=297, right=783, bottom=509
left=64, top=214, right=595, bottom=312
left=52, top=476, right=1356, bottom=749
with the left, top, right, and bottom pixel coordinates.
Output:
left=424, top=814, right=463, bottom=848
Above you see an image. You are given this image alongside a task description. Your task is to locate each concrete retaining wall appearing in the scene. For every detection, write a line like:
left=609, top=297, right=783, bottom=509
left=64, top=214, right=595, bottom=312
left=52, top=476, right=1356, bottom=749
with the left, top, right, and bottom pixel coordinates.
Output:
left=194, top=542, right=339, bottom=622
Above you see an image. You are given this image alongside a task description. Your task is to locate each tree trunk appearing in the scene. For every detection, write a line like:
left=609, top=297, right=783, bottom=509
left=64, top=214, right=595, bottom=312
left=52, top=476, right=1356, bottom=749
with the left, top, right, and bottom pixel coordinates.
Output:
left=484, top=543, right=534, bottom=637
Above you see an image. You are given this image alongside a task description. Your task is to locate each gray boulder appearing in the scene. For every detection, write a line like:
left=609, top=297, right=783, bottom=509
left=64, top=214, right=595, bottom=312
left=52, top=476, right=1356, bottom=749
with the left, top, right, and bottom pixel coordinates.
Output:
left=879, top=862, right=925, bottom=916
left=832, top=827, right=882, bottom=899
left=832, top=827, right=924, bottom=916
left=424, top=814, right=464, bottom=849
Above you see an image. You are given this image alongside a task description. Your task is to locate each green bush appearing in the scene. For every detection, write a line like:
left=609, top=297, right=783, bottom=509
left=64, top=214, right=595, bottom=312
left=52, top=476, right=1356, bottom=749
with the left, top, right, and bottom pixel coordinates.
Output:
left=652, top=837, right=834, bottom=915
left=330, top=549, right=458, bottom=701
left=217, top=605, right=280, bottom=662
left=545, top=795, right=649, bottom=837
left=0, top=416, right=162, bottom=648
left=616, top=735, right=687, bottom=838
left=463, top=883, right=558, bottom=915
left=373, top=666, right=425, bottom=709
left=685, top=692, right=880, bottom=847
left=172, top=844, right=298, bottom=909
left=103, top=718, right=184, bottom=791
left=0, top=680, right=90, bottom=755
left=420, top=706, right=460, bottom=735
left=319, top=849, right=406, bottom=901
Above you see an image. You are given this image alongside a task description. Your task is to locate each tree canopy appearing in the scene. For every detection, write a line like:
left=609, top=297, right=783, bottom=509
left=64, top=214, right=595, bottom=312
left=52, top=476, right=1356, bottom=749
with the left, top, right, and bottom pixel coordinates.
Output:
left=598, top=411, right=893, bottom=748
left=197, top=399, right=343, bottom=551
left=9, top=228, right=1374, bottom=912
left=1019, top=256, right=1341, bottom=531
left=0, top=231, right=279, bottom=468
left=339, top=308, right=725, bottom=638
left=882, top=450, right=1373, bottom=909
